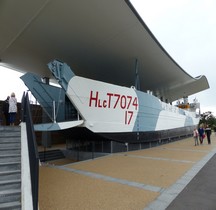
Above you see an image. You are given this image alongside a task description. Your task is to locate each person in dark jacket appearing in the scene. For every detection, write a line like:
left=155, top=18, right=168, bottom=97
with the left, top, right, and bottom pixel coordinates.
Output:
left=205, top=124, right=211, bottom=144
left=2, top=96, right=10, bottom=125
left=198, top=124, right=204, bottom=144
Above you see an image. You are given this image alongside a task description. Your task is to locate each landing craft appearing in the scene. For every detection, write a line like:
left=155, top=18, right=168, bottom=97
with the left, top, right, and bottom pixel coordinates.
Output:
left=21, top=60, right=202, bottom=143
left=1, top=0, right=210, bottom=143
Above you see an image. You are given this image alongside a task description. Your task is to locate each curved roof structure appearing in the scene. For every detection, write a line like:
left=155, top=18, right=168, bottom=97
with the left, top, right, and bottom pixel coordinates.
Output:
left=0, top=0, right=209, bottom=102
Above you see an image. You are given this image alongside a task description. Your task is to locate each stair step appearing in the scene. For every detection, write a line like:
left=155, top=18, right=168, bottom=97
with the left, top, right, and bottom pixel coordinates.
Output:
left=0, top=126, right=20, bottom=131
left=0, top=145, right=21, bottom=149
left=0, top=149, right=20, bottom=155
left=40, top=156, right=65, bottom=161
left=39, top=149, right=65, bottom=161
left=0, top=137, right=20, bottom=143
left=0, top=189, right=21, bottom=204
left=0, top=133, right=20, bottom=136
left=0, top=180, right=21, bottom=191
left=0, top=201, right=21, bottom=210
left=0, top=156, right=21, bottom=163
left=0, top=144, right=21, bottom=149
left=0, top=162, right=21, bottom=171
left=39, top=152, right=64, bottom=158
left=0, top=154, right=20, bottom=158
left=0, top=170, right=21, bottom=181
left=0, top=133, right=21, bottom=138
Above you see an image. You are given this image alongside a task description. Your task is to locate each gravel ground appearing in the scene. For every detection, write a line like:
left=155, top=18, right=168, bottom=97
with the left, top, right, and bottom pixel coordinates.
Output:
left=39, top=166, right=158, bottom=210
left=38, top=136, right=216, bottom=210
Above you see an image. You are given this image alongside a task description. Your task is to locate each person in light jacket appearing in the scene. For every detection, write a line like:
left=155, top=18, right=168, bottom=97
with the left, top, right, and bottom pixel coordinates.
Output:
left=8, top=92, right=17, bottom=126
left=193, top=128, right=199, bottom=146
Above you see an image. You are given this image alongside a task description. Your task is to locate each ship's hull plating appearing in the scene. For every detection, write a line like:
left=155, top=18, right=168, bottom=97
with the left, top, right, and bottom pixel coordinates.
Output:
left=63, top=125, right=195, bottom=143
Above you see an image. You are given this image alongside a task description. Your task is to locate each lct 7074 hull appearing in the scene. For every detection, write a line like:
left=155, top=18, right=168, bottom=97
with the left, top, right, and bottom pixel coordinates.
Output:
left=46, top=60, right=199, bottom=143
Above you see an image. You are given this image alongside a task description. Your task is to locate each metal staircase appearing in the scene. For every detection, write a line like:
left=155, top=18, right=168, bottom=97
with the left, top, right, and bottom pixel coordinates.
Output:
left=0, top=126, right=21, bottom=210
left=39, top=149, right=65, bottom=162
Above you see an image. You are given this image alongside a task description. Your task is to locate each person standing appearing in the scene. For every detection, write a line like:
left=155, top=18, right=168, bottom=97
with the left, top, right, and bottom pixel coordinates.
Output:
left=9, top=92, right=17, bottom=126
left=2, top=96, right=10, bottom=125
left=198, top=124, right=204, bottom=144
left=193, top=128, right=199, bottom=146
left=205, top=124, right=211, bottom=144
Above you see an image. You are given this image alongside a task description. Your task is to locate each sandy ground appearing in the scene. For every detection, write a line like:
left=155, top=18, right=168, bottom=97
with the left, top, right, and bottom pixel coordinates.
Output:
left=39, top=166, right=158, bottom=210
left=39, top=135, right=216, bottom=210
left=66, top=155, right=193, bottom=188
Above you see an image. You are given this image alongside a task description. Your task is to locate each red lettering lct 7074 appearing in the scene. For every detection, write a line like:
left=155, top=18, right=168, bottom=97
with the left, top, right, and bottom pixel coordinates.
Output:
left=89, top=91, right=138, bottom=125
left=89, top=91, right=138, bottom=110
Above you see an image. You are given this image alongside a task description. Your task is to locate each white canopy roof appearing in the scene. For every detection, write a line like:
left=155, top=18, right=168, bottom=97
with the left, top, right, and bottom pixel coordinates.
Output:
left=0, top=0, right=209, bottom=102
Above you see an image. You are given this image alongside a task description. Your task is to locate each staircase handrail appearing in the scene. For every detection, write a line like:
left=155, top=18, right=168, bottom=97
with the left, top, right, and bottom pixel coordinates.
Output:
left=21, top=92, right=39, bottom=210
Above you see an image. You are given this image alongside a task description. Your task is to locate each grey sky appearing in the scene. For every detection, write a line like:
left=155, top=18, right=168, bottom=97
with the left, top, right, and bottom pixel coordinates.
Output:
left=0, top=67, right=26, bottom=102
left=131, top=0, right=216, bottom=114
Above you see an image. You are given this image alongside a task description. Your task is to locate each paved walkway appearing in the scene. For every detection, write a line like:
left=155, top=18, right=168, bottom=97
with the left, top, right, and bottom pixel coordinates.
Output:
left=166, top=152, right=216, bottom=210
left=39, top=134, right=216, bottom=210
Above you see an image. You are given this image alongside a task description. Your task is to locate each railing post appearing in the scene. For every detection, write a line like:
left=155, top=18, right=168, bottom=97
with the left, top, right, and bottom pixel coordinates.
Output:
left=53, top=100, right=56, bottom=123
left=21, top=91, right=26, bottom=122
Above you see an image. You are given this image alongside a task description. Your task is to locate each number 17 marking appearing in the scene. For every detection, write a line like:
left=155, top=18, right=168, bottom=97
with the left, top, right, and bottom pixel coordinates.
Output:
left=125, top=111, right=133, bottom=125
